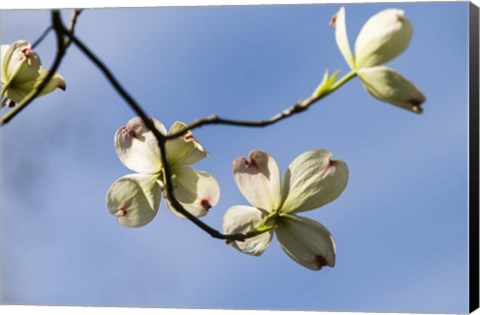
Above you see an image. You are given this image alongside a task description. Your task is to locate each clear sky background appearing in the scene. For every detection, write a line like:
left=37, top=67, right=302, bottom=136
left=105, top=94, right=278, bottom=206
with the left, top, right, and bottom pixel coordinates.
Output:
left=0, top=2, right=471, bottom=313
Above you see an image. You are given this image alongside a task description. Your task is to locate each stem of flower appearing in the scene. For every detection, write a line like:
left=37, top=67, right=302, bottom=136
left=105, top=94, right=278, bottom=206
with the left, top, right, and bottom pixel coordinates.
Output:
left=330, top=69, right=357, bottom=92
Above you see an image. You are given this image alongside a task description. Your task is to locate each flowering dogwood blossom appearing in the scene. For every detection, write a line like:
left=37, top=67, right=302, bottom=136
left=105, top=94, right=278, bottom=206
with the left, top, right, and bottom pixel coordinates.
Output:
left=332, top=7, right=425, bottom=113
left=1, top=40, right=65, bottom=105
left=106, top=117, right=220, bottom=227
left=223, top=149, right=348, bottom=270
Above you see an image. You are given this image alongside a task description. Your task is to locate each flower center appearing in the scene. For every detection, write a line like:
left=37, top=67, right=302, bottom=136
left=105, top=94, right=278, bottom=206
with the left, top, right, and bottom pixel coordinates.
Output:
left=315, top=255, right=329, bottom=270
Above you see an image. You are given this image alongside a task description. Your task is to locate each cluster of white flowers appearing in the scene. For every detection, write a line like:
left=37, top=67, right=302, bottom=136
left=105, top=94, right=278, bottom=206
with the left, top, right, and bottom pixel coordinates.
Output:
left=1, top=40, right=65, bottom=106
left=106, top=117, right=348, bottom=270
left=91, top=7, right=428, bottom=270
left=106, top=117, right=220, bottom=227
left=223, top=149, right=348, bottom=270
left=2, top=7, right=426, bottom=271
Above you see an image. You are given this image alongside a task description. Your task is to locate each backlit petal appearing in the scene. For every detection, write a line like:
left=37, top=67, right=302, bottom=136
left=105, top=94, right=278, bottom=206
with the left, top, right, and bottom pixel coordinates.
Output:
left=106, top=174, right=162, bottom=228
left=276, top=214, right=336, bottom=270
left=5, top=87, right=28, bottom=104
left=165, top=121, right=208, bottom=166
left=358, top=66, right=425, bottom=113
left=165, top=166, right=220, bottom=218
left=281, top=150, right=348, bottom=214
left=223, top=205, right=273, bottom=256
left=114, top=117, right=167, bottom=174
left=36, top=69, right=67, bottom=95
left=1, top=44, right=11, bottom=83
left=332, top=7, right=354, bottom=69
left=354, top=9, right=412, bottom=68
left=232, top=150, right=282, bottom=212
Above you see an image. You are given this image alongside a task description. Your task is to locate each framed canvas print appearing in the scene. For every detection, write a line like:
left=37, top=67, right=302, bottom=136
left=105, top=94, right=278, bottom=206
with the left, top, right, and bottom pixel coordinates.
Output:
left=0, top=0, right=479, bottom=314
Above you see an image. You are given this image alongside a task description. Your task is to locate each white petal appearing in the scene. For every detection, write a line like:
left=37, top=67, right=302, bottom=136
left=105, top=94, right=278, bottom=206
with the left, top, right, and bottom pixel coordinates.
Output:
left=0, top=44, right=8, bottom=61
left=232, top=150, right=282, bottom=212
left=281, top=150, right=348, bottom=214
left=5, top=87, right=28, bottom=104
left=354, top=9, right=412, bottom=68
left=357, top=66, right=425, bottom=113
left=8, top=70, right=67, bottom=104
left=106, top=174, right=162, bottom=228
left=276, top=214, right=336, bottom=270
left=1, top=44, right=10, bottom=84
left=114, top=117, right=167, bottom=174
left=4, top=41, right=41, bottom=84
left=166, top=121, right=208, bottom=166
left=165, top=166, right=220, bottom=218
left=36, top=69, right=67, bottom=95
left=331, top=7, right=354, bottom=69
left=223, top=205, right=273, bottom=256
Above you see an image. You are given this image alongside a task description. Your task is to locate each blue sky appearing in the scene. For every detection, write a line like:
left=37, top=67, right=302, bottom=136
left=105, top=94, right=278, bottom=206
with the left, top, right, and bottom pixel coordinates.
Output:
left=0, top=2, right=471, bottom=313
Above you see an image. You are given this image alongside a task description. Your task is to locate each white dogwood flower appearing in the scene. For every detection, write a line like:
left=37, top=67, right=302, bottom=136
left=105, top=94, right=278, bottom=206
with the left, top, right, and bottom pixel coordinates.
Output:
left=106, top=117, right=220, bottom=227
left=332, top=7, right=425, bottom=113
left=1, top=40, right=65, bottom=105
left=223, top=149, right=348, bottom=270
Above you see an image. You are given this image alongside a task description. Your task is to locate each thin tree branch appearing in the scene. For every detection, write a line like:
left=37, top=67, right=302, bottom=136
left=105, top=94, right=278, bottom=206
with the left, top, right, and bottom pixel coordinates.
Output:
left=165, top=71, right=357, bottom=140
left=157, top=135, right=261, bottom=241
left=32, top=26, right=53, bottom=49
left=165, top=98, right=314, bottom=139
left=54, top=19, right=164, bottom=143
left=64, top=9, right=83, bottom=48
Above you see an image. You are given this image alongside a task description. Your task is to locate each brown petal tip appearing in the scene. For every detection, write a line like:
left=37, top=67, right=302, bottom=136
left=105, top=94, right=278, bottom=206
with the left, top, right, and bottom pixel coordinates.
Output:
left=200, top=199, right=212, bottom=212
left=408, top=98, right=425, bottom=114
left=315, top=255, right=332, bottom=270
left=329, top=14, right=338, bottom=27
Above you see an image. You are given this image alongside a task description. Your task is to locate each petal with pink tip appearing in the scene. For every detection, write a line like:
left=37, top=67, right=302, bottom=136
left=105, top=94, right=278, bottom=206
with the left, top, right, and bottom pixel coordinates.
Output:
left=281, top=150, right=348, bottom=214
left=358, top=65, right=425, bottom=113
left=105, top=174, right=162, bottom=228
left=165, top=166, right=220, bottom=218
left=232, top=150, right=282, bottom=212
left=114, top=117, right=167, bottom=174
left=332, top=7, right=354, bottom=69
left=276, top=214, right=336, bottom=270
left=165, top=121, right=208, bottom=166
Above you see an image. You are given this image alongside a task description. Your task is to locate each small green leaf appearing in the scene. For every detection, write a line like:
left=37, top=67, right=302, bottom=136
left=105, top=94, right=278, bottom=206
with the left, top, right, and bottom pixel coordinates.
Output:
left=312, top=69, right=341, bottom=98
left=312, top=69, right=330, bottom=97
